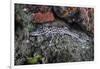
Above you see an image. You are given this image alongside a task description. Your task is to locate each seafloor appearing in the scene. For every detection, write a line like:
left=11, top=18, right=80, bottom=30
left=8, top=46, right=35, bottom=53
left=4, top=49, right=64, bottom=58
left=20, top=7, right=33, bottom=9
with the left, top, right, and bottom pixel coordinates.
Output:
left=15, top=4, right=94, bottom=65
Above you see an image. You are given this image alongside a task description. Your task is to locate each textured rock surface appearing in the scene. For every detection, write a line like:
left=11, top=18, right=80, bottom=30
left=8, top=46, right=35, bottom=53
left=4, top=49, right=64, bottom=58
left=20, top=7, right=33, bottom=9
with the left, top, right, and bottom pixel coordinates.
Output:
left=15, top=4, right=94, bottom=65
left=79, top=8, right=94, bottom=34
left=53, top=7, right=94, bottom=35
left=53, top=7, right=79, bottom=23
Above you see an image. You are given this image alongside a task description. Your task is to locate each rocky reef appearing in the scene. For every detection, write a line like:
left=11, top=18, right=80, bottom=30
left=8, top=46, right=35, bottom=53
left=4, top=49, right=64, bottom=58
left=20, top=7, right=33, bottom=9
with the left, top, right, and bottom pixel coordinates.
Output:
left=14, top=4, right=94, bottom=65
